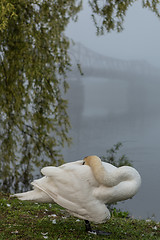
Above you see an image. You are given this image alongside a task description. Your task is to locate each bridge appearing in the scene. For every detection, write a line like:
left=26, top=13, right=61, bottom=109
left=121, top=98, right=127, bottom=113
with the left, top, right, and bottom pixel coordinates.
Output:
left=66, top=42, right=160, bottom=123
left=68, top=42, right=160, bottom=80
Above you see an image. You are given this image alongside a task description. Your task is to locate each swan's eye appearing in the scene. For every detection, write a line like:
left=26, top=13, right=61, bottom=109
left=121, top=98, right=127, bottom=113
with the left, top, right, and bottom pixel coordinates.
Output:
left=82, top=161, right=85, bottom=165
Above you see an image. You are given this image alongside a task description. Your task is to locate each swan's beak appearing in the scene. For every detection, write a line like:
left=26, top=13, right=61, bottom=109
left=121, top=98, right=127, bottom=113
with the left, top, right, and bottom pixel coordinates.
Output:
left=82, top=161, right=85, bottom=165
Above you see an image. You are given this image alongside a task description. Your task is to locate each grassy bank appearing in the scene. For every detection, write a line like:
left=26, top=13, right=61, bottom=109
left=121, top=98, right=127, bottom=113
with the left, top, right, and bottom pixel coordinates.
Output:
left=0, top=192, right=159, bottom=240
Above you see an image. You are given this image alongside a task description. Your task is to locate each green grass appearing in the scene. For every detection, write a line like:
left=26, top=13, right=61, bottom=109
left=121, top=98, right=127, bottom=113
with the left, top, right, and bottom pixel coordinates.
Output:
left=0, top=192, right=160, bottom=240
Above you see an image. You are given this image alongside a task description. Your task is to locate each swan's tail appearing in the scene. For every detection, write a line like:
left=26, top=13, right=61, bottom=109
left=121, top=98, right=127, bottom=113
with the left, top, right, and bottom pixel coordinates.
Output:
left=11, top=187, right=53, bottom=203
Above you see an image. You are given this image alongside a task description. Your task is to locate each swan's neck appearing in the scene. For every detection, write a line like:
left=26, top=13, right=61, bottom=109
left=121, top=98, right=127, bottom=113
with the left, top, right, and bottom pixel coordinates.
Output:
left=90, top=161, right=139, bottom=187
left=91, top=161, right=141, bottom=203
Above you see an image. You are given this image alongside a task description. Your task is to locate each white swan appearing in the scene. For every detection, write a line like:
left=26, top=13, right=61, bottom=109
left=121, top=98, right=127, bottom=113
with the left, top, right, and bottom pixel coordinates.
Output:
left=13, top=156, right=141, bottom=234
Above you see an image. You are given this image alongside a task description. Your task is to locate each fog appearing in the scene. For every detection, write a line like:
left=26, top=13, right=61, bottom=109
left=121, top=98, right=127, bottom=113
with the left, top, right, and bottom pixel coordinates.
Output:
left=64, top=2, right=160, bottom=220
left=66, top=1, right=160, bottom=69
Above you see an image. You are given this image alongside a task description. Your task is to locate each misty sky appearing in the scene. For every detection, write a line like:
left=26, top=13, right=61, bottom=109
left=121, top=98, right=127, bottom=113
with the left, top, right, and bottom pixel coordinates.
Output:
left=66, top=1, right=160, bottom=69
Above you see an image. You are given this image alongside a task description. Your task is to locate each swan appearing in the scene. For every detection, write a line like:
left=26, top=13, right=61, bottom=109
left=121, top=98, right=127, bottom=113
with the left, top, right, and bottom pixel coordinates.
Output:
left=12, top=155, right=141, bottom=235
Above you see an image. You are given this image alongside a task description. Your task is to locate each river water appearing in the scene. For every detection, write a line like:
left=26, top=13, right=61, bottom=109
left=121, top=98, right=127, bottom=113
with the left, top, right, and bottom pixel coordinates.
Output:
left=62, top=73, right=160, bottom=221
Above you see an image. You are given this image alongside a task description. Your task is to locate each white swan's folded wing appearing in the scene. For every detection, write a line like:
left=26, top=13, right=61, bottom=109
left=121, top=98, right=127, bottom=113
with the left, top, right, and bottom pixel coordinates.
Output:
left=12, top=161, right=110, bottom=223
left=12, top=178, right=53, bottom=203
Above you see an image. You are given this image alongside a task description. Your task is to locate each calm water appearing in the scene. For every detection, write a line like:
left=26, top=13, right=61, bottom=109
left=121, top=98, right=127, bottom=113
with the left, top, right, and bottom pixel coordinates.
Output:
left=63, top=74, right=160, bottom=221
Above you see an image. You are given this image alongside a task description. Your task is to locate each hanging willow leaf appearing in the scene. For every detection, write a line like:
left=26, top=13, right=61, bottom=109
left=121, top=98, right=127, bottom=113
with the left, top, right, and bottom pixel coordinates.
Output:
left=0, top=0, right=82, bottom=192
left=89, top=0, right=160, bottom=35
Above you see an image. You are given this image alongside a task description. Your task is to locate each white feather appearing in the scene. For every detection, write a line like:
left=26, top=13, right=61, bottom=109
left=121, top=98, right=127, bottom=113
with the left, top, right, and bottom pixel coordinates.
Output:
left=12, top=158, right=141, bottom=223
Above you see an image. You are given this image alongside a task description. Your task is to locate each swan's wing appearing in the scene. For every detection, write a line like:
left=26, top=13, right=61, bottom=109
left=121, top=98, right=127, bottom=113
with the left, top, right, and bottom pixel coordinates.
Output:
left=12, top=184, right=52, bottom=203
left=36, top=161, right=111, bottom=223
left=41, top=166, right=63, bottom=177
left=35, top=163, right=98, bottom=206
left=13, top=160, right=111, bottom=223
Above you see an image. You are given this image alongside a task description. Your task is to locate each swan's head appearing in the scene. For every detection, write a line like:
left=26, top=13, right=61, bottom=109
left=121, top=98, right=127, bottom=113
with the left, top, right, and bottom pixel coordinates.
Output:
left=83, top=155, right=101, bottom=166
